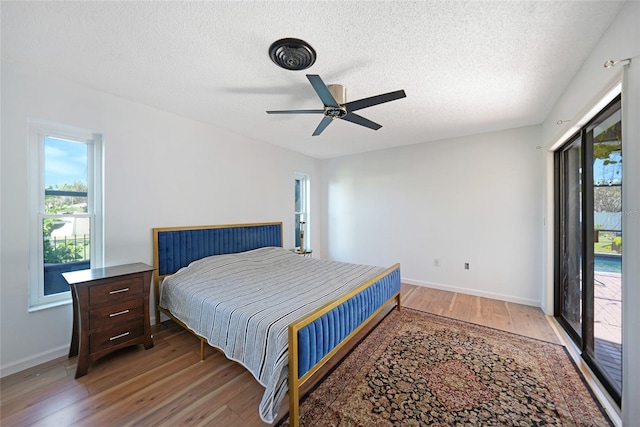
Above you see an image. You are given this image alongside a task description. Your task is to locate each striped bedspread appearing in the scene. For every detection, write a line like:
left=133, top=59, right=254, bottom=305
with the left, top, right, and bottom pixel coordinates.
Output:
left=159, top=246, right=386, bottom=423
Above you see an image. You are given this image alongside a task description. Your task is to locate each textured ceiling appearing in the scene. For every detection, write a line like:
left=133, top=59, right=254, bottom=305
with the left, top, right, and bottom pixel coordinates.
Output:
left=1, top=1, right=625, bottom=159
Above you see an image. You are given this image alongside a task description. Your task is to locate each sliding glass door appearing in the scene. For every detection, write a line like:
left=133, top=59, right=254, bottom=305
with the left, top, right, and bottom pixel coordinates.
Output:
left=555, top=95, right=622, bottom=404
left=558, top=136, right=583, bottom=339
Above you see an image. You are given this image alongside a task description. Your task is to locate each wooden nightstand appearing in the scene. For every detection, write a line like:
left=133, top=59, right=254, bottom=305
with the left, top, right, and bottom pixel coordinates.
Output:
left=63, top=263, right=155, bottom=378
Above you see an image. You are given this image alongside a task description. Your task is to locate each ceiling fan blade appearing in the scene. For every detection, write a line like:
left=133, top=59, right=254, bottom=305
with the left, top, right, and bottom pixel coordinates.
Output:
left=344, top=90, right=406, bottom=112
left=312, top=116, right=334, bottom=136
left=307, top=75, right=340, bottom=108
left=266, top=109, right=324, bottom=114
left=341, top=112, right=382, bottom=131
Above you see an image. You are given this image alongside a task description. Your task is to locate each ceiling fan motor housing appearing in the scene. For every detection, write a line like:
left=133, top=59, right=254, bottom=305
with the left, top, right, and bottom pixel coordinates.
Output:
left=325, top=84, right=347, bottom=118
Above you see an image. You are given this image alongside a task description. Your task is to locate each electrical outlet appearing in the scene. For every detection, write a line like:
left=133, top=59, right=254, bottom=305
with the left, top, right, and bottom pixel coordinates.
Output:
left=434, top=258, right=440, bottom=267
left=464, top=262, right=470, bottom=270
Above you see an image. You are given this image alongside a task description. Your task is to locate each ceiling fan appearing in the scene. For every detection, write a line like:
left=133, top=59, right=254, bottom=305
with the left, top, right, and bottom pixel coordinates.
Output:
left=266, top=74, right=406, bottom=136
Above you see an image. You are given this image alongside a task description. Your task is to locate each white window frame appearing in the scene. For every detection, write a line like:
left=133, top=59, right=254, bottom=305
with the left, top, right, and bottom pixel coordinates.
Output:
left=28, top=121, right=104, bottom=310
left=295, top=172, right=311, bottom=251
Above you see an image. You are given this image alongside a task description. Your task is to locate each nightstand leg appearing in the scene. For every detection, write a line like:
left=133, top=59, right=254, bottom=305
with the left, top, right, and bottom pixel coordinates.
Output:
left=143, top=334, right=154, bottom=350
left=69, top=289, right=79, bottom=357
left=75, top=345, right=90, bottom=378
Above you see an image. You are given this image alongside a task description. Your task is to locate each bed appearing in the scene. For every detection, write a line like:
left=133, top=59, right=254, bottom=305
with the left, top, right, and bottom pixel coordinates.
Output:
left=152, top=222, right=401, bottom=426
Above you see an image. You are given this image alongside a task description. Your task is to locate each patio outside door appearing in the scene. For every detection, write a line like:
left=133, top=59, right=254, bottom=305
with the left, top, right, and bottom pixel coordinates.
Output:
left=555, top=95, right=622, bottom=405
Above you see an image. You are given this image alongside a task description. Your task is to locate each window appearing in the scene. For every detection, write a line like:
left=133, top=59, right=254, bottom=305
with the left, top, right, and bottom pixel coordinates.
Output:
left=295, top=173, right=310, bottom=250
left=29, top=121, right=103, bottom=310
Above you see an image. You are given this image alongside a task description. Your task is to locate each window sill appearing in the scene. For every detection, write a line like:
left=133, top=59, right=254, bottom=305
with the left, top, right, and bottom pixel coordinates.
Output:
left=28, top=297, right=72, bottom=312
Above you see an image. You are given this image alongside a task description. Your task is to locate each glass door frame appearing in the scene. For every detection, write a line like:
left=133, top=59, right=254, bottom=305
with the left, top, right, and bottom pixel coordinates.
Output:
left=554, top=94, right=622, bottom=406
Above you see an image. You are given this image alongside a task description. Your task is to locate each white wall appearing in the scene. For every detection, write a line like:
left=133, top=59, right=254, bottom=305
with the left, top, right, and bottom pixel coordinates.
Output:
left=321, top=125, right=544, bottom=306
left=0, top=60, right=321, bottom=376
left=621, top=52, right=640, bottom=427
left=541, top=1, right=639, bottom=422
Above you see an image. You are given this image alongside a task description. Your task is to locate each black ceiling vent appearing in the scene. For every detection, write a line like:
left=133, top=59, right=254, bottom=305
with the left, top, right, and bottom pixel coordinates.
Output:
left=269, top=38, right=316, bottom=71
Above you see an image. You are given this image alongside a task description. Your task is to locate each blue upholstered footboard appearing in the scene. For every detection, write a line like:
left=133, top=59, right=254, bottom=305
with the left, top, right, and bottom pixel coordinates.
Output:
left=287, top=263, right=401, bottom=426
left=296, top=266, right=401, bottom=378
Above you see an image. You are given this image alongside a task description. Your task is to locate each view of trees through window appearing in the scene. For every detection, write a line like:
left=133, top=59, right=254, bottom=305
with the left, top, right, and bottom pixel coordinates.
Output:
left=593, top=122, right=622, bottom=256
left=44, top=181, right=90, bottom=264
left=42, top=136, right=92, bottom=296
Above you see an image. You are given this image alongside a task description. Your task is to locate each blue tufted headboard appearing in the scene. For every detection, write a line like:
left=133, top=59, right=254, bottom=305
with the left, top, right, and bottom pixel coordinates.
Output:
left=153, top=222, right=283, bottom=277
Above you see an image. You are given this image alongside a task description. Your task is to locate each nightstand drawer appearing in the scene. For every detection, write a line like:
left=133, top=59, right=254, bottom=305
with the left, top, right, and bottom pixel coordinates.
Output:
left=89, top=299, right=144, bottom=331
left=89, top=277, right=144, bottom=306
left=89, top=321, right=145, bottom=354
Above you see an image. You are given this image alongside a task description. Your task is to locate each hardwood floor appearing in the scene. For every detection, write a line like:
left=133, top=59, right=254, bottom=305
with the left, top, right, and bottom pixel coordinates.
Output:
left=1, top=284, right=559, bottom=426
left=401, top=283, right=560, bottom=344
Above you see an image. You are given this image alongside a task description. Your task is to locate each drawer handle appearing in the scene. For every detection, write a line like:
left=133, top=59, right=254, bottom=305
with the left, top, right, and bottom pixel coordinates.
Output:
left=109, top=309, right=130, bottom=317
left=110, top=332, right=130, bottom=341
left=109, top=287, right=129, bottom=295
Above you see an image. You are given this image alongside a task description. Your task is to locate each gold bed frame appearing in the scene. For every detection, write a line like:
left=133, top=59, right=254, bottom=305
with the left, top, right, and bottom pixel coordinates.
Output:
left=287, top=265, right=401, bottom=426
left=152, top=222, right=401, bottom=427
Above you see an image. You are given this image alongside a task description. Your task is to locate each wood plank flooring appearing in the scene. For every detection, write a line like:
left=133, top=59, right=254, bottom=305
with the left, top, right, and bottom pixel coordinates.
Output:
left=401, top=284, right=560, bottom=343
left=1, top=284, right=559, bottom=426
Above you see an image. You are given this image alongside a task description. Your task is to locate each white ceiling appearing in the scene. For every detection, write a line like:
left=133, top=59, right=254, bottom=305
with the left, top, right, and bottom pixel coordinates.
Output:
left=1, top=1, right=625, bottom=159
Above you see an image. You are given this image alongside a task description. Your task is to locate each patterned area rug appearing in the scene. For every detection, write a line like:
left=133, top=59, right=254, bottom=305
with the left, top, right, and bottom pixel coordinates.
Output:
left=279, top=308, right=612, bottom=426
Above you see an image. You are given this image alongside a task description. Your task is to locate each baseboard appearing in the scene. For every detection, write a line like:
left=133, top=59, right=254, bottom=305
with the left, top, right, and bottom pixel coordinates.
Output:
left=402, top=277, right=540, bottom=307
left=0, top=344, right=69, bottom=378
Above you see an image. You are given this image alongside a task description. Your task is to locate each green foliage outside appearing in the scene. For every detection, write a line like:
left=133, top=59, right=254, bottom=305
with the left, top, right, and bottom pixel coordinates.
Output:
left=593, top=141, right=621, bottom=165
left=592, top=122, right=622, bottom=255
left=44, top=238, right=88, bottom=264
left=44, top=181, right=88, bottom=214
left=43, top=181, right=90, bottom=264
left=594, top=231, right=622, bottom=254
